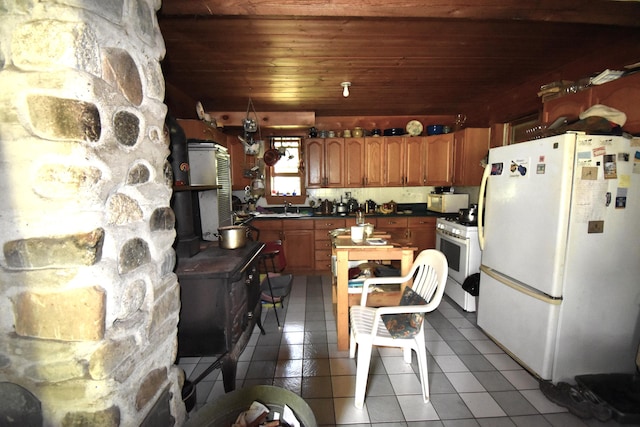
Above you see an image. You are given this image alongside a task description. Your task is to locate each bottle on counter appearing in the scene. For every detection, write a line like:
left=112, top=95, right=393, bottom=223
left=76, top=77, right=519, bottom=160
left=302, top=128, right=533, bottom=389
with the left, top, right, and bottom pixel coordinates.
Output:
left=355, top=207, right=365, bottom=225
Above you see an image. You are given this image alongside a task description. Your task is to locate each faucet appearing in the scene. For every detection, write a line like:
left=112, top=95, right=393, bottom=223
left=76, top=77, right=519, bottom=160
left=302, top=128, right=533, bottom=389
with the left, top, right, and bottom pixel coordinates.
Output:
left=283, top=197, right=292, bottom=214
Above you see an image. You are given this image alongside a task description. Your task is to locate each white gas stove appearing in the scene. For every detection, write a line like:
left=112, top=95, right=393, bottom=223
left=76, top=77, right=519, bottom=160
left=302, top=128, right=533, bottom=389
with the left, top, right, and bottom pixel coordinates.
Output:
left=436, top=217, right=481, bottom=312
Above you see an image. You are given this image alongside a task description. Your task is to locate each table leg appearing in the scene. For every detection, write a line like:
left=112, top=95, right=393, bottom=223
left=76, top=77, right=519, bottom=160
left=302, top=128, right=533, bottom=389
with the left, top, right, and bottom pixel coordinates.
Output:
left=336, top=250, right=350, bottom=351
left=400, top=248, right=416, bottom=293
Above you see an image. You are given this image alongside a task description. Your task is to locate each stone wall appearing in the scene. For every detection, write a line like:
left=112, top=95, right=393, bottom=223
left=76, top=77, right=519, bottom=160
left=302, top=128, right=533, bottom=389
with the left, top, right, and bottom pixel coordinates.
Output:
left=0, top=0, right=185, bottom=425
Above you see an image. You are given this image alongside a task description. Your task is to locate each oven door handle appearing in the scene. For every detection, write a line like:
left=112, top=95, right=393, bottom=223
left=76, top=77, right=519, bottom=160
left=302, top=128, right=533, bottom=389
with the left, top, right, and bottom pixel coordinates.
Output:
left=477, top=163, right=491, bottom=250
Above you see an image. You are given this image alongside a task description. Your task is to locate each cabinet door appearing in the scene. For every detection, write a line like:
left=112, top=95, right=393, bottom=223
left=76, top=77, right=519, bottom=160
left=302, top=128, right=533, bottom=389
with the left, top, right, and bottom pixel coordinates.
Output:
left=364, top=137, right=384, bottom=187
left=407, top=216, right=436, bottom=253
left=252, top=219, right=283, bottom=243
left=384, top=137, right=405, bottom=186
left=542, top=90, right=592, bottom=125
left=426, top=134, right=454, bottom=185
left=453, top=128, right=490, bottom=186
left=405, top=137, right=427, bottom=186
left=305, top=138, right=324, bottom=188
left=177, top=119, right=217, bottom=140
left=282, top=220, right=314, bottom=272
left=345, top=137, right=365, bottom=187
left=591, top=72, right=640, bottom=135
left=376, top=217, right=408, bottom=240
left=324, top=138, right=345, bottom=187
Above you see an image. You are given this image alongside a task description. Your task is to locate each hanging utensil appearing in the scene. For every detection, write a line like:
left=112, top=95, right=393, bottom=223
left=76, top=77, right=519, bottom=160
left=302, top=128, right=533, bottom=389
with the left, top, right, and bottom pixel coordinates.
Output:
left=263, top=138, right=281, bottom=166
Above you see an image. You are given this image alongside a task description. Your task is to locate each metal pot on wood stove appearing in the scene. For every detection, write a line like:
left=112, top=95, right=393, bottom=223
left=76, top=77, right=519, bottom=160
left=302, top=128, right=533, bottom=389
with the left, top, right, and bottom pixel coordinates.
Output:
left=217, top=225, right=248, bottom=249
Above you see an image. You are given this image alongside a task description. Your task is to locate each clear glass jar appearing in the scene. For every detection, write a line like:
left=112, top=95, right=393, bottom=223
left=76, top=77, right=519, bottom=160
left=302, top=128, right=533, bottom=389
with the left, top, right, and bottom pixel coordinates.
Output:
left=355, top=209, right=365, bottom=225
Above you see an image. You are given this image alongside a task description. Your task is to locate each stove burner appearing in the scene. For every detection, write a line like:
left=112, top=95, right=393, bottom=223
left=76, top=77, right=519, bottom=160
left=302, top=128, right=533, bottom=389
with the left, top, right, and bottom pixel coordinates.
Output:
left=456, top=218, right=478, bottom=226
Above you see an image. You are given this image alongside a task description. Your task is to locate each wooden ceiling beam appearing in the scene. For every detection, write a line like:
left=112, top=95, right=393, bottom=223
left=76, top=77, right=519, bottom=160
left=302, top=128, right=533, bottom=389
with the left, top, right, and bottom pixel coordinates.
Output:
left=159, top=0, right=640, bottom=27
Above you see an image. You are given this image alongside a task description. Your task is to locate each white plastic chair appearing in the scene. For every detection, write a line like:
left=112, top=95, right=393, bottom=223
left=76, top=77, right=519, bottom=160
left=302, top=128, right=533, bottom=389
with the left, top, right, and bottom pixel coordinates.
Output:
left=349, top=249, right=448, bottom=409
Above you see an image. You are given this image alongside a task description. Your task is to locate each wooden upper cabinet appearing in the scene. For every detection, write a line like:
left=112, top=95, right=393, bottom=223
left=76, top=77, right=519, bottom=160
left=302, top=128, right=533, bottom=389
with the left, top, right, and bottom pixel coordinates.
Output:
left=305, top=138, right=325, bottom=188
left=345, top=137, right=365, bottom=187
left=542, top=90, right=592, bottom=125
left=364, top=137, right=384, bottom=187
left=453, top=128, right=490, bottom=186
left=425, top=133, right=454, bottom=186
left=591, top=72, right=640, bottom=135
left=541, top=72, right=640, bottom=135
left=384, top=136, right=406, bottom=186
left=325, top=138, right=345, bottom=187
left=305, top=138, right=344, bottom=188
left=405, top=136, right=428, bottom=186
left=176, top=119, right=218, bottom=141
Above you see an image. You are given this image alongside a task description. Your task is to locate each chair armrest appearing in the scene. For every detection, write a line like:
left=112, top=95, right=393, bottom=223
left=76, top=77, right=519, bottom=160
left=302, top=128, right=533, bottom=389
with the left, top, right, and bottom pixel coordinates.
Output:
left=360, top=274, right=414, bottom=306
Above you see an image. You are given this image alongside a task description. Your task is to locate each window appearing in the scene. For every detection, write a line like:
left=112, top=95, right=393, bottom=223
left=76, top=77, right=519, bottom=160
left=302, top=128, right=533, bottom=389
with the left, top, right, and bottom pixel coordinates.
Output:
left=265, top=136, right=306, bottom=205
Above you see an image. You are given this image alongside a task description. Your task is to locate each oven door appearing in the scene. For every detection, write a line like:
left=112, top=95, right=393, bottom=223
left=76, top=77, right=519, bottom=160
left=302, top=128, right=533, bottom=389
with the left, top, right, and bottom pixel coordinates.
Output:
left=436, top=229, right=471, bottom=284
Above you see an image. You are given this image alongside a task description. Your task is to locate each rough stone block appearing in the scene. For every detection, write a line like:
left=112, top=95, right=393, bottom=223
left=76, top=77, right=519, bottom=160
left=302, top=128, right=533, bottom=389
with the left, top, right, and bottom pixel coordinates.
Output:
left=14, top=286, right=106, bottom=341
left=27, top=95, right=101, bottom=142
left=34, top=163, right=102, bottom=199
left=113, top=110, right=140, bottom=146
left=24, top=358, right=87, bottom=382
left=135, top=367, right=167, bottom=410
left=126, top=163, right=151, bottom=185
left=4, top=228, right=104, bottom=269
left=88, top=336, right=137, bottom=380
left=106, top=193, right=143, bottom=225
left=150, top=207, right=174, bottom=231
left=118, top=238, right=150, bottom=274
left=62, top=405, right=120, bottom=427
left=12, top=20, right=100, bottom=74
left=149, top=281, right=180, bottom=336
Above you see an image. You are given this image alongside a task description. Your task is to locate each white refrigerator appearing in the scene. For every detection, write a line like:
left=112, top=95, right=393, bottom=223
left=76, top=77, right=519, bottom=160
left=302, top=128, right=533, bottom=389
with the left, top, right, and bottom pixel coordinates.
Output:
left=477, top=132, right=640, bottom=383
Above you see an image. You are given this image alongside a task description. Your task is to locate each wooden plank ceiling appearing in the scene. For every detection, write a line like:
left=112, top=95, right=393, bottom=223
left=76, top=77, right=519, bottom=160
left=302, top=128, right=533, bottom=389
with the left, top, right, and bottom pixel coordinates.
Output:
left=158, top=0, right=640, bottom=126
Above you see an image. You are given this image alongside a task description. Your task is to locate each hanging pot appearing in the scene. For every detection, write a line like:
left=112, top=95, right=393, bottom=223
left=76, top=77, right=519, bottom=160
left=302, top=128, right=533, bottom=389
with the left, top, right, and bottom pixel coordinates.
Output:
left=263, top=139, right=281, bottom=166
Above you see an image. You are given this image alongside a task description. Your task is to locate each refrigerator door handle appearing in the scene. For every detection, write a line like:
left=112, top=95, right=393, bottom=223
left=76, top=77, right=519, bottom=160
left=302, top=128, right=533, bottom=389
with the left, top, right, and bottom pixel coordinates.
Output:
left=480, top=265, right=562, bottom=305
left=478, top=164, right=491, bottom=250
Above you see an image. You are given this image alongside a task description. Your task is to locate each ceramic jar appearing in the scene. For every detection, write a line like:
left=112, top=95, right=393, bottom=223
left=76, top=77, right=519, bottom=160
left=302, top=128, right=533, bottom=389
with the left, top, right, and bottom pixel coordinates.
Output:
left=343, top=129, right=352, bottom=138
left=352, top=127, right=363, bottom=137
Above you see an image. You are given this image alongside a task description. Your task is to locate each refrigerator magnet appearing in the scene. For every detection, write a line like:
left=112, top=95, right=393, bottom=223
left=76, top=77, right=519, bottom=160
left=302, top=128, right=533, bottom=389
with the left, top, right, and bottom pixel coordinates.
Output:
left=615, top=188, right=627, bottom=209
left=603, top=154, right=617, bottom=179
left=536, top=164, right=546, bottom=174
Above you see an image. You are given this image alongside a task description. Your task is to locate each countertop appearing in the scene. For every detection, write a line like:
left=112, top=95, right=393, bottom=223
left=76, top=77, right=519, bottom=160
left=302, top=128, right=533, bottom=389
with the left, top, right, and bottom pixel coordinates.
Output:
left=239, top=203, right=458, bottom=222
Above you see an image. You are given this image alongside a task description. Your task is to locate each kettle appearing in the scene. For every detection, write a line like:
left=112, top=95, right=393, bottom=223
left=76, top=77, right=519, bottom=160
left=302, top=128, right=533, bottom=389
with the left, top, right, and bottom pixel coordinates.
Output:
left=364, top=199, right=377, bottom=214
left=319, top=199, right=334, bottom=215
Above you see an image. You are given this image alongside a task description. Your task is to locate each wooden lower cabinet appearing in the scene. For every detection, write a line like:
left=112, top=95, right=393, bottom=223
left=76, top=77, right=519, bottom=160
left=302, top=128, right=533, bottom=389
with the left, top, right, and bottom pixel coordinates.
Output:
left=252, top=219, right=282, bottom=243
left=314, top=217, right=346, bottom=272
left=281, top=219, right=315, bottom=272
left=253, top=215, right=436, bottom=273
left=377, top=216, right=436, bottom=253
left=376, top=216, right=409, bottom=239
left=407, top=216, right=436, bottom=253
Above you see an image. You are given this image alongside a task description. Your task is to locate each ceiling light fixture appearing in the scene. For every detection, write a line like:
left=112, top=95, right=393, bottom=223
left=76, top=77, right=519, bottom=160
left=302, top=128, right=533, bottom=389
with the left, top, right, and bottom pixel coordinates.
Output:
left=341, top=82, right=351, bottom=97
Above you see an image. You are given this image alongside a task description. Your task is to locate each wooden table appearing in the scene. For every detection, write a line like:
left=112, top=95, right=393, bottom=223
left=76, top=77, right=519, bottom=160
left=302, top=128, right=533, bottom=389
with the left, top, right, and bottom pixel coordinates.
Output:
left=332, top=235, right=417, bottom=350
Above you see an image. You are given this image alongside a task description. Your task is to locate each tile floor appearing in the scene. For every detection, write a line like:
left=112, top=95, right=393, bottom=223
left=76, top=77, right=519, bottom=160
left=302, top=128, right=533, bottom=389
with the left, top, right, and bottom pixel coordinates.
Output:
left=178, top=275, right=629, bottom=426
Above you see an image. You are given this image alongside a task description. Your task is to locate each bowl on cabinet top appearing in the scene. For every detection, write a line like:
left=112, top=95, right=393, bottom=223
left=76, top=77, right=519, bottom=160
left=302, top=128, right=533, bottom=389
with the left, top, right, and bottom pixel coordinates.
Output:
left=426, top=124, right=444, bottom=135
left=383, top=127, right=405, bottom=136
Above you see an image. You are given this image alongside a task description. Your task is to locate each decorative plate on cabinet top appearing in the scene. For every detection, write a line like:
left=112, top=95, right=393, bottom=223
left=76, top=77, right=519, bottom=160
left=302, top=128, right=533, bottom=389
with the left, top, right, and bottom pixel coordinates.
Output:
left=406, top=120, right=423, bottom=136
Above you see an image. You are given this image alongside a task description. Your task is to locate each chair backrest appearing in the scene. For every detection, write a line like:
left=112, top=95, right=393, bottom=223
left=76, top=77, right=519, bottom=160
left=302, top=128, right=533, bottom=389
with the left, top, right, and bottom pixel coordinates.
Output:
left=407, top=249, right=448, bottom=310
